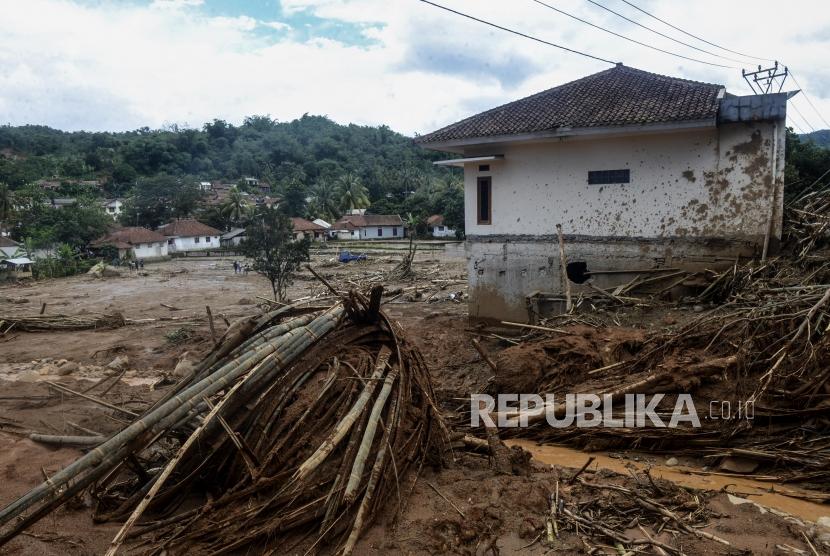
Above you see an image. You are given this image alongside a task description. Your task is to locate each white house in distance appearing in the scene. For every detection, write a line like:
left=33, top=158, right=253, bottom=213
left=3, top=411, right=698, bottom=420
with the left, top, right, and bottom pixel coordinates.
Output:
left=102, top=199, right=123, bottom=220
left=427, top=215, right=456, bottom=238
left=332, top=214, right=404, bottom=240
left=291, top=217, right=327, bottom=241
left=157, top=219, right=222, bottom=253
left=91, top=227, right=169, bottom=259
left=417, top=64, right=790, bottom=322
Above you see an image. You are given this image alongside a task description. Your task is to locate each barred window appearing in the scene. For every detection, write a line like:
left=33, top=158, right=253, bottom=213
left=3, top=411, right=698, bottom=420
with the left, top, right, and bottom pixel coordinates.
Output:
left=588, top=169, right=630, bottom=184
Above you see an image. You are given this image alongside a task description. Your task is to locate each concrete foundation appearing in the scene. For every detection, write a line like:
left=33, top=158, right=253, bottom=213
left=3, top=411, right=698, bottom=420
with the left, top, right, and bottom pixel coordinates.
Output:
left=466, top=234, right=760, bottom=322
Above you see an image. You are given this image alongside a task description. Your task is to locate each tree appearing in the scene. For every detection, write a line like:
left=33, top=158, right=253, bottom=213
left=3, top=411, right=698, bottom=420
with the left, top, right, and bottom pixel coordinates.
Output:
left=241, top=206, right=310, bottom=301
left=282, top=179, right=308, bottom=217
left=336, top=172, right=370, bottom=212
left=308, top=178, right=340, bottom=222
left=0, top=182, right=12, bottom=234
left=221, top=186, right=250, bottom=227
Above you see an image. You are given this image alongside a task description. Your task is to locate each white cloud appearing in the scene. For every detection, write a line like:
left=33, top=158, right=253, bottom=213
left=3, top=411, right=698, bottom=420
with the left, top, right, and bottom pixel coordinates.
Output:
left=0, top=0, right=828, bottom=134
left=261, top=20, right=291, bottom=31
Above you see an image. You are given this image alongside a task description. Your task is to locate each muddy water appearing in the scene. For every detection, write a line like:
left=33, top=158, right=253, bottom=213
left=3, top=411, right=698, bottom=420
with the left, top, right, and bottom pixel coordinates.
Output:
left=508, top=439, right=828, bottom=522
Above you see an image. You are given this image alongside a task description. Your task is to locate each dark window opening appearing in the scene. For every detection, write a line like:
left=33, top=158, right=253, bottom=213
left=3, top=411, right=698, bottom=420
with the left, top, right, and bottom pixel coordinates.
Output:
left=588, top=169, right=630, bottom=185
left=478, top=164, right=490, bottom=172
left=393, top=227, right=398, bottom=237
left=477, top=177, right=492, bottom=225
left=377, top=227, right=383, bottom=237
left=566, top=261, right=589, bottom=284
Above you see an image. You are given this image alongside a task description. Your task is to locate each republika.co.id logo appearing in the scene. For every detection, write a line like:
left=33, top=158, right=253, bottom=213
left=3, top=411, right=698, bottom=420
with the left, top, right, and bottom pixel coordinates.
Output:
left=469, top=393, right=752, bottom=428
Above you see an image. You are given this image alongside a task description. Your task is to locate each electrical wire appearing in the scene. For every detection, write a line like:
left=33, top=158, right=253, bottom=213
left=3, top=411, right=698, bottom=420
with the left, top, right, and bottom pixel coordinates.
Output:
left=617, top=0, right=774, bottom=63
left=789, top=101, right=817, bottom=133
left=532, top=0, right=735, bottom=69
left=789, top=71, right=830, bottom=129
left=417, top=0, right=617, bottom=65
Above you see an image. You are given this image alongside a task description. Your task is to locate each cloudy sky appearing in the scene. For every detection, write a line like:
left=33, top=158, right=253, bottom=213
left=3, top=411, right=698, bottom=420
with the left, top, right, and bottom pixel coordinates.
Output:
left=1, top=0, right=828, bottom=135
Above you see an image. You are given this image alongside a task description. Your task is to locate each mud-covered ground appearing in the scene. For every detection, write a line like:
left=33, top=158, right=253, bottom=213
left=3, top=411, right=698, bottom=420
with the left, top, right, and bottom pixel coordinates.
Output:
left=0, top=243, right=826, bottom=554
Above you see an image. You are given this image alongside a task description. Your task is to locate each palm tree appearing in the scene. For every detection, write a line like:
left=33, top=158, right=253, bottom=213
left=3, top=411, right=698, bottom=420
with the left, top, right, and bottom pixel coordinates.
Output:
left=309, top=179, right=340, bottom=222
left=221, top=186, right=249, bottom=227
left=335, top=173, right=370, bottom=212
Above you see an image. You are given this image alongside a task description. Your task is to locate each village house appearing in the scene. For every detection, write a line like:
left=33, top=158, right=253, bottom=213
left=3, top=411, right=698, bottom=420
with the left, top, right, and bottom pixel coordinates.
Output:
left=0, top=236, right=22, bottom=259
left=91, top=227, right=169, bottom=259
left=102, top=198, right=123, bottom=220
left=0, top=257, right=33, bottom=281
left=291, top=217, right=327, bottom=242
left=331, top=214, right=404, bottom=240
left=47, top=197, right=76, bottom=209
left=221, top=228, right=247, bottom=247
left=157, top=219, right=222, bottom=253
left=426, top=215, right=456, bottom=238
left=417, top=64, right=790, bottom=322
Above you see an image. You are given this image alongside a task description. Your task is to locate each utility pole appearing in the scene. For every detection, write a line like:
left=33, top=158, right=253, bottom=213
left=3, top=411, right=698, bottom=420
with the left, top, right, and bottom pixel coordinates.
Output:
left=742, top=62, right=789, bottom=94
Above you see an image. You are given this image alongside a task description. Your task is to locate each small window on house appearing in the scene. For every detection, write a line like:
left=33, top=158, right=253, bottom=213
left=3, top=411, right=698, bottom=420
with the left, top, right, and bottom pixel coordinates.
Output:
left=194, top=237, right=200, bottom=243
left=588, top=169, right=630, bottom=185
left=479, top=164, right=490, bottom=172
left=393, top=227, right=398, bottom=237
left=377, top=227, right=383, bottom=237
left=205, top=236, right=210, bottom=242
left=167, top=239, right=174, bottom=245
left=477, top=177, right=492, bottom=225
left=438, top=226, right=444, bottom=231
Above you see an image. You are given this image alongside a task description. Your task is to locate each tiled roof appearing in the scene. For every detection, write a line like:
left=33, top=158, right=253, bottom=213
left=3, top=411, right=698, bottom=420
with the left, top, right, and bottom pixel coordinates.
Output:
left=334, top=214, right=403, bottom=228
left=427, top=215, right=444, bottom=226
left=416, top=65, right=723, bottom=144
left=291, top=217, right=325, bottom=232
left=92, top=227, right=167, bottom=247
left=158, top=219, right=221, bottom=237
left=0, top=236, right=20, bottom=248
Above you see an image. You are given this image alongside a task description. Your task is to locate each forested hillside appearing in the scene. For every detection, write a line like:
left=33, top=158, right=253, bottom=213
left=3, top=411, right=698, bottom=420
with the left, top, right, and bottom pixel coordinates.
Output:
left=0, top=115, right=464, bottom=246
left=800, top=129, right=830, bottom=149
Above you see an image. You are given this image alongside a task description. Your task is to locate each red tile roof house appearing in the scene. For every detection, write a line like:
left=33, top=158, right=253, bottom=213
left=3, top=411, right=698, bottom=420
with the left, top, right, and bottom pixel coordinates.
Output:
left=91, top=227, right=169, bottom=260
left=157, top=219, right=222, bottom=254
left=331, top=214, right=404, bottom=240
left=426, top=214, right=456, bottom=238
left=290, top=217, right=327, bottom=242
left=417, top=64, right=793, bottom=322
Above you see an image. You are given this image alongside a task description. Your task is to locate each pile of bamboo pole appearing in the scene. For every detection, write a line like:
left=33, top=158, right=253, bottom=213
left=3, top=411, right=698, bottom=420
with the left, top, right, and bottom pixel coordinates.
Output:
left=0, top=287, right=446, bottom=554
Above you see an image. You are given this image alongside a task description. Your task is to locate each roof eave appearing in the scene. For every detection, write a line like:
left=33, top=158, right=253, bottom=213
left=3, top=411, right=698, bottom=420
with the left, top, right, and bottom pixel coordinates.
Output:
left=418, top=118, right=717, bottom=152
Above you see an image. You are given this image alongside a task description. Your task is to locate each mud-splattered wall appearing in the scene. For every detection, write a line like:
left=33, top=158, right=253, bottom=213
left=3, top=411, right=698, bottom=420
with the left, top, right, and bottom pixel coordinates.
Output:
left=462, top=120, right=785, bottom=322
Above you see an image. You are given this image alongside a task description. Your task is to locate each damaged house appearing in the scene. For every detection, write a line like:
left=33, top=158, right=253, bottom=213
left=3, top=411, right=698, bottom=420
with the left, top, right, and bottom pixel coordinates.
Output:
left=417, top=64, right=792, bottom=322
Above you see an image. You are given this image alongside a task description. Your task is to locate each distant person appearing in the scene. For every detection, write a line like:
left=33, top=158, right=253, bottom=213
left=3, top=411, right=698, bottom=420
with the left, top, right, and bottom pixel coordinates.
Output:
left=243, top=264, right=250, bottom=276
left=139, top=259, right=144, bottom=269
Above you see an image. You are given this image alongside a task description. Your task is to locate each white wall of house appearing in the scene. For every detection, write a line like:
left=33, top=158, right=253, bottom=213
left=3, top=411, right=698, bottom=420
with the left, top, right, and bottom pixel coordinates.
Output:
left=463, top=124, right=780, bottom=241
left=166, top=235, right=221, bottom=252
left=458, top=121, right=784, bottom=322
left=430, top=225, right=456, bottom=238
left=132, top=242, right=168, bottom=259
left=359, top=225, right=403, bottom=239
left=104, top=200, right=123, bottom=220
left=331, top=229, right=360, bottom=240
